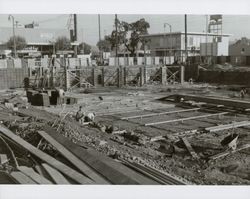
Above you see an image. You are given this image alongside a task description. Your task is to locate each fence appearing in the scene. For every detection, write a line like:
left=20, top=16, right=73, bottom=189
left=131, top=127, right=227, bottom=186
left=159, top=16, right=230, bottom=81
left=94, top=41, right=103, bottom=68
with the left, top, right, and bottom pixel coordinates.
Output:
left=108, top=56, right=175, bottom=66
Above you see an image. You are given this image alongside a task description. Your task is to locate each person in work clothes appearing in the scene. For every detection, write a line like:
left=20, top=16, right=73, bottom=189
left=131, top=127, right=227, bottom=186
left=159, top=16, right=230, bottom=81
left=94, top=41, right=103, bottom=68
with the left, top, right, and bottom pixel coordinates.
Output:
left=56, top=88, right=65, bottom=106
left=75, top=106, right=85, bottom=124
left=84, top=112, right=96, bottom=122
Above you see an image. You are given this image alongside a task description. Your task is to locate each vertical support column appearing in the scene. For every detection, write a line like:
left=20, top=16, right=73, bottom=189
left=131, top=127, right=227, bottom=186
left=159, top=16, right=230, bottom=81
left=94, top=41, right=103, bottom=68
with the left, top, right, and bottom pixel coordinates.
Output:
left=161, top=66, right=167, bottom=85
left=64, top=68, right=70, bottom=91
left=61, top=58, right=69, bottom=90
left=123, top=67, right=127, bottom=86
left=180, top=65, right=185, bottom=85
left=139, top=66, right=144, bottom=87
left=50, top=66, right=54, bottom=88
left=76, top=69, right=81, bottom=88
left=101, top=67, right=105, bottom=87
left=92, top=68, right=98, bottom=87
left=117, top=67, right=122, bottom=88
left=143, top=66, right=147, bottom=85
left=28, top=67, right=32, bottom=77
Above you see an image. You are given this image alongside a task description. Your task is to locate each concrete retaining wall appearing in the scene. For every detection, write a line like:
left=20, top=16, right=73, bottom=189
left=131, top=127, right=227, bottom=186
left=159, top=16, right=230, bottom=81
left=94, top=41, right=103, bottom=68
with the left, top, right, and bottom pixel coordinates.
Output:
left=0, top=68, right=28, bottom=89
left=198, top=70, right=250, bottom=85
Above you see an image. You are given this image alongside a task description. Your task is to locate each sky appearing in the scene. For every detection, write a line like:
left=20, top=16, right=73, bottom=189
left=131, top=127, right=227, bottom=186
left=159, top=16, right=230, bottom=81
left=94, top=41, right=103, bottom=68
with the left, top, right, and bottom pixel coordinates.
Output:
left=0, top=14, right=250, bottom=45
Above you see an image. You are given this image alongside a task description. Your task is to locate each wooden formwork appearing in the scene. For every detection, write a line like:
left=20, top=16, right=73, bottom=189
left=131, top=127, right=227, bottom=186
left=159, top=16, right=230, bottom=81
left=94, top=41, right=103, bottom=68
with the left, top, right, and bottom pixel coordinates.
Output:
left=26, top=59, right=185, bottom=90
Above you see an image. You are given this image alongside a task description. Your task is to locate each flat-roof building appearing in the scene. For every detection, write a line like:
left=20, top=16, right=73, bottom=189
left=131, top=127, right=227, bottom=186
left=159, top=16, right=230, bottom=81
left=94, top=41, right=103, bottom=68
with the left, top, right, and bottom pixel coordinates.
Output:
left=141, top=32, right=231, bottom=62
left=0, top=27, right=70, bottom=56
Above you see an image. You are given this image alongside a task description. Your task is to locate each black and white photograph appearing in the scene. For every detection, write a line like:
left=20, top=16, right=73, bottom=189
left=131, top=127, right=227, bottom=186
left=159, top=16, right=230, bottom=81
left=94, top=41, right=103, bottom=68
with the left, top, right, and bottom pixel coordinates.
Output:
left=0, top=0, right=250, bottom=198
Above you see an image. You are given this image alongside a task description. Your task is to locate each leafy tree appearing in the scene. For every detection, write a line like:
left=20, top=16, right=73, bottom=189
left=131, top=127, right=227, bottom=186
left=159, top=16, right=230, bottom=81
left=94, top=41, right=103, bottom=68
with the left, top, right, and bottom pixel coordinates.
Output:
left=97, top=36, right=112, bottom=52
left=7, top=35, right=27, bottom=51
left=79, top=42, right=91, bottom=54
left=55, top=36, right=71, bottom=51
left=106, top=18, right=150, bottom=56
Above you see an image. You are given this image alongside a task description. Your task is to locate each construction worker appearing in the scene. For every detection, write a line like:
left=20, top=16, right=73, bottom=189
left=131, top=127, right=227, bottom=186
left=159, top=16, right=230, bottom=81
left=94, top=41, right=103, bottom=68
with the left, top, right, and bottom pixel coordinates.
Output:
left=240, top=88, right=246, bottom=98
left=75, top=106, right=85, bottom=124
left=56, top=88, right=65, bottom=105
left=84, top=112, right=96, bottom=122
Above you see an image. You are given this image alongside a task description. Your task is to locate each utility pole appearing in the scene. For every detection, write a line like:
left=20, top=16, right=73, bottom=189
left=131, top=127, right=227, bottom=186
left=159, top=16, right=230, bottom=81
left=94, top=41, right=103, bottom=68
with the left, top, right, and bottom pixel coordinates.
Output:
left=15, top=21, right=19, bottom=28
left=8, top=15, right=17, bottom=58
left=164, top=23, right=172, bottom=65
left=205, top=15, right=208, bottom=64
left=98, top=14, right=103, bottom=65
left=73, top=14, right=78, bottom=58
left=184, top=14, right=188, bottom=65
left=115, top=14, right=118, bottom=66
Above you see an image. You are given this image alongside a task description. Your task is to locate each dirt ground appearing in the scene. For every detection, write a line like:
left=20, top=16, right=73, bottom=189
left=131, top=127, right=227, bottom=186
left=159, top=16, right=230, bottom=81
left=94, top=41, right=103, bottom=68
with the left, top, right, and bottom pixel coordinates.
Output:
left=1, top=83, right=250, bottom=185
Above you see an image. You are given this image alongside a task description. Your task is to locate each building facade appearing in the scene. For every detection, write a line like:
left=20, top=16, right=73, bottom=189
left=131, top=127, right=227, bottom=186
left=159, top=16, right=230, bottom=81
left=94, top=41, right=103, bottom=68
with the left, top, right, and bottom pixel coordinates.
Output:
left=0, top=27, right=70, bottom=57
left=229, top=37, right=250, bottom=66
left=141, top=32, right=230, bottom=62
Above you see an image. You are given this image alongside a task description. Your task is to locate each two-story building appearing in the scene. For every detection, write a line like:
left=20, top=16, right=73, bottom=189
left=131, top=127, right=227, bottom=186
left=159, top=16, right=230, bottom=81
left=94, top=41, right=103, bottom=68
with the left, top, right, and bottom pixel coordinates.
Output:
left=141, top=32, right=230, bottom=63
left=229, top=37, right=250, bottom=66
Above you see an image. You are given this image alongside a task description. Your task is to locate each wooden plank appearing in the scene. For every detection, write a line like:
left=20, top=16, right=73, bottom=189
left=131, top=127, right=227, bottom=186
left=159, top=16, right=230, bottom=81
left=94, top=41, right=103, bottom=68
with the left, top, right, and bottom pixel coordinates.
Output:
left=181, top=137, right=199, bottom=159
left=0, top=154, right=8, bottom=164
left=0, top=124, right=93, bottom=184
left=41, top=163, right=70, bottom=184
left=43, top=125, right=159, bottom=185
left=121, top=108, right=200, bottom=120
left=145, top=112, right=228, bottom=126
left=10, top=171, right=37, bottom=184
left=0, top=171, right=18, bottom=184
left=38, top=130, right=109, bottom=184
left=162, top=94, right=250, bottom=110
left=209, top=144, right=250, bottom=160
left=18, top=166, right=53, bottom=184
left=205, top=121, right=250, bottom=132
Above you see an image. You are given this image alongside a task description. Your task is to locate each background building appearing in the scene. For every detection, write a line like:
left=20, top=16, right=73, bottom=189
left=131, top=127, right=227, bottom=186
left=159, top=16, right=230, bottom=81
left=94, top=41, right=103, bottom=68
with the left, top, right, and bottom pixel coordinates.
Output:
left=229, top=37, right=250, bottom=66
left=142, top=32, right=230, bottom=62
left=0, top=27, right=70, bottom=57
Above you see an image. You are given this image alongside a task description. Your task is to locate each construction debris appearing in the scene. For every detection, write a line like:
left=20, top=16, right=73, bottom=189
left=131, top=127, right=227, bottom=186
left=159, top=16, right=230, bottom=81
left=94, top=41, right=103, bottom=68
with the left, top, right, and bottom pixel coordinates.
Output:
left=1, top=84, right=250, bottom=185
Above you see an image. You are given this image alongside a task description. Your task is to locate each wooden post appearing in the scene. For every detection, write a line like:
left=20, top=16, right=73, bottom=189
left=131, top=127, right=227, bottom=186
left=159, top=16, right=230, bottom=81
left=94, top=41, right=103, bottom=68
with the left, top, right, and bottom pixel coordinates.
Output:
left=139, top=66, right=144, bottom=86
left=117, top=67, right=121, bottom=88
left=101, top=67, right=105, bottom=87
left=180, top=65, right=185, bottom=84
left=61, top=57, right=69, bottom=90
left=50, top=66, right=54, bottom=88
left=161, top=66, right=167, bottom=85
left=92, top=68, right=98, bottom=86
left=143, top=66, right=147, bottom=84
left=123, top=67, right=127, bottom=86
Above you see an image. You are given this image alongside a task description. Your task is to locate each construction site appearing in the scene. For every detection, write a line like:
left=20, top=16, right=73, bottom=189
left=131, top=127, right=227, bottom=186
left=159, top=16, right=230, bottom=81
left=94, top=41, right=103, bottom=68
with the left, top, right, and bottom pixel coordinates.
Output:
left=1, top=14, right=250, bottom=185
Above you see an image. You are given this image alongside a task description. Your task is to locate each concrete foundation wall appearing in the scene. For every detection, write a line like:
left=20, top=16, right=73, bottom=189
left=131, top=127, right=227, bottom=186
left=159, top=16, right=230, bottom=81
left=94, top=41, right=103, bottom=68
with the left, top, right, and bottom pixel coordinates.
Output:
left=198, top=70, right=250, bottom=85
left=0, top=68, right=28, bottom=89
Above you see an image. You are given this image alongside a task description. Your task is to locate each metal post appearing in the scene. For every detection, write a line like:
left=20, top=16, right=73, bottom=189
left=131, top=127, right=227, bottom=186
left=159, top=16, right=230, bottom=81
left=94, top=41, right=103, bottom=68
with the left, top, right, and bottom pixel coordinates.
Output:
left=115, top=14, right=118, bottom=66
left=170, top=26, right=172, bottom=65
left=98, top=14, right=103, bottom=65
left=205, top=15, right=208, bottom=64
left=164, top=23, right=172, bottom=65
left=184, top=14, right=188, bottom=65
left=164, top=25, right=166, bottom=65
left=8, top=15, right=17, bottom=58
left=73, top=14, right=77, bottom=58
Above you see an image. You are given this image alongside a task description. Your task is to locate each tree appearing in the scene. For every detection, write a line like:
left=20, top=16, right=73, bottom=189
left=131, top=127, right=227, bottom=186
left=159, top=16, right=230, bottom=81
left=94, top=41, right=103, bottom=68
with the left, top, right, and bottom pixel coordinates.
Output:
left=105, top=18, right=150, bottom=56
left=126, top=18, right=150, bottom=56
left=97, top=37, right=111, bottom=52
left=7, top=35, right=27, bottom=51
left=55, top=36, right=71, bottom=51
left=79, top=42, right=91, bottom=54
